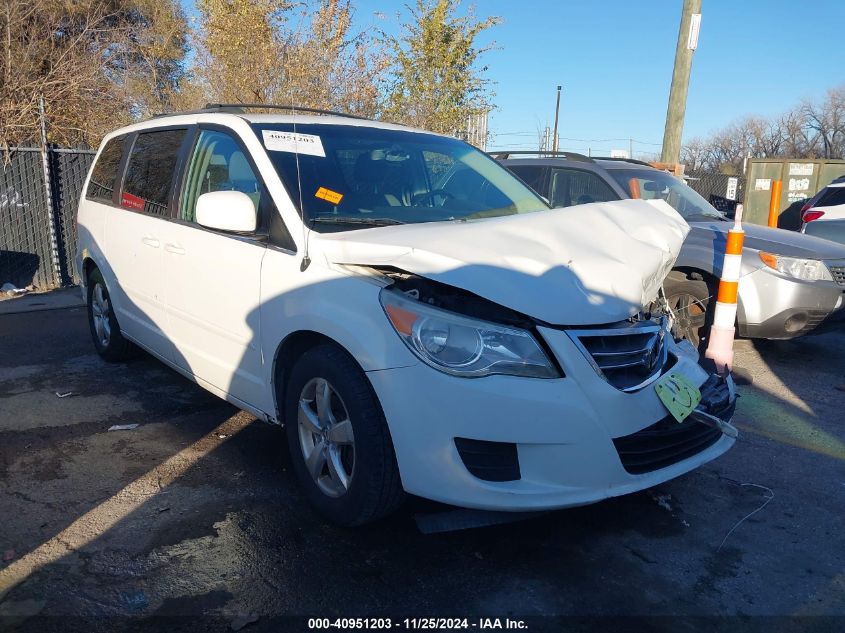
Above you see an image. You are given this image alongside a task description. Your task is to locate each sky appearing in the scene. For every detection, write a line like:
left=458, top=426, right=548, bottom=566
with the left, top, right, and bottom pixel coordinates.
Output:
left=183, top=0, right=845, bottom=158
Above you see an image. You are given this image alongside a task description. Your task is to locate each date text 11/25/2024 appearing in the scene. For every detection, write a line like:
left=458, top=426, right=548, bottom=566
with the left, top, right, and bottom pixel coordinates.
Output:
left=307, top=618, right=529, bottom=630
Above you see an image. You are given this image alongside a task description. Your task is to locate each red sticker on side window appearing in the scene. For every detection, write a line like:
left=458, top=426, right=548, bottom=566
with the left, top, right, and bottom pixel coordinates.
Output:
left=121, top=192, right=145, bottom=210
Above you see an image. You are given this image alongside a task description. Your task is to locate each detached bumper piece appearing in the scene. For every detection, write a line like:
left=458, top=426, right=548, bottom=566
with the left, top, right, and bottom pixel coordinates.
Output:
left=454, top=437, right=521, bottom=482
left=613, top=373, right=737, bottom=475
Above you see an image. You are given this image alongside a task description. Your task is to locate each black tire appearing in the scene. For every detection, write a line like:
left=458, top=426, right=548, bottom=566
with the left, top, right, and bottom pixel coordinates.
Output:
left=663, top=271, right=716, bottom=350
left=87, top=267, right=136, bottom=362
left=284, top=343, right=404, bottom=526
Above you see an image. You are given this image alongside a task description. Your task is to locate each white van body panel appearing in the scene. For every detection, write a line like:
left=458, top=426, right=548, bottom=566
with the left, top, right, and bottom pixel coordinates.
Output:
left=75, top=113, right=736, bottom=514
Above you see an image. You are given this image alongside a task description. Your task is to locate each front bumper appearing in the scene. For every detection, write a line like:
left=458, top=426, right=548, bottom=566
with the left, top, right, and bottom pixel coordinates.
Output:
left=738, top=266, right=845, bottom=339
left=367, top=334, right=736, bottom=512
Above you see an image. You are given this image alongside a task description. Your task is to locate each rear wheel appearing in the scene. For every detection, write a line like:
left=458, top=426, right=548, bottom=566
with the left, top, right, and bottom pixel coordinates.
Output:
left=284, top=343, right=403, bottom=526
left=87, top=268, right=135, bottom=362
left=663, top=272, right=714, bottom=349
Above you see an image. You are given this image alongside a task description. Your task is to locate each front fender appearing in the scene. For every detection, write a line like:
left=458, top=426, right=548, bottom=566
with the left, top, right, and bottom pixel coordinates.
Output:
left=258, top=260, right=417, bottom=374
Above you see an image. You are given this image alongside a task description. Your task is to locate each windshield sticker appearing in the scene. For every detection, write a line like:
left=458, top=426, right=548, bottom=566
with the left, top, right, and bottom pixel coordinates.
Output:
left=261, top=130, right=325, bottom=157
left=315, top=187, right=343, bottom=204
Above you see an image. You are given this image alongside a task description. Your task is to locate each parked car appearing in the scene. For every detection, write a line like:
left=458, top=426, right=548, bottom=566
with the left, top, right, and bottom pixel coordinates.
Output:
left=77, top=107, right=737, bottom=526
left=498, top=153, right=845, bottom=345
left=801, top=176, right=845, bottom=245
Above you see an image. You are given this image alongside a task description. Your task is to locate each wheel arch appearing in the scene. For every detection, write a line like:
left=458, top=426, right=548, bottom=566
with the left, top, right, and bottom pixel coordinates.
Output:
left=670, top=266, right=746, bottom=323
left=271, top=330, right=351, bottom=425
left=82, top=256, right=98, bottom=285
left=670, top=266, right=718, bottom=287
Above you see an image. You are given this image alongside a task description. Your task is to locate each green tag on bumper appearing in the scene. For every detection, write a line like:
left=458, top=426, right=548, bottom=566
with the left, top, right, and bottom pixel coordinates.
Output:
left=655, top=371, right=702, bottom=423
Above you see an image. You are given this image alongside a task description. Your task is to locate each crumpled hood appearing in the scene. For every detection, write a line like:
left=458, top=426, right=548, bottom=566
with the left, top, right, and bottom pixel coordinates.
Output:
left=315, top=199, right=690, bottom=325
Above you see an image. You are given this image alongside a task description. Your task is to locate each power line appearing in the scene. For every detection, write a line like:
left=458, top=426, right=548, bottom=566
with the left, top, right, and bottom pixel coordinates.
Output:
left=489, top=131, right=663, bottom=146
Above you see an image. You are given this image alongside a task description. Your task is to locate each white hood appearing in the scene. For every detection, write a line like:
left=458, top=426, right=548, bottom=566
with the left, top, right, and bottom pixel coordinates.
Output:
left=315, top=199, right=690, bottom=325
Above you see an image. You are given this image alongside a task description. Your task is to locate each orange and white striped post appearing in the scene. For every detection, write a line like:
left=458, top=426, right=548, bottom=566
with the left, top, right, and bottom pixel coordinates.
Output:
left=704, top=204, right=745, bottom=374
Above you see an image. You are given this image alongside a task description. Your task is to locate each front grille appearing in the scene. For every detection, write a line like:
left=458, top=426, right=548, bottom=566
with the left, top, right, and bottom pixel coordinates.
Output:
left=567, top=319, right=669, bottom=391
left=830, top=266, right=845, bottom=286
left=454, top=438, right=520, bottom=482
left=613, top=414, right=722, bottom=475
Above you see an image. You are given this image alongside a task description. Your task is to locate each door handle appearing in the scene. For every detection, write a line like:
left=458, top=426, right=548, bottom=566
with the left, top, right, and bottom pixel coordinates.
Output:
left=165, top=243, right=185, bottom=255
left=141, top=235, right=160, bottom=248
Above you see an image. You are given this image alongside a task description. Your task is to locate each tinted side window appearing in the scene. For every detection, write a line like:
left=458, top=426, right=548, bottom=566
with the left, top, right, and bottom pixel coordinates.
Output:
left=550, top=169, right=618, bottom=207
left=507, top=165, right=547, bottom=196
left=86, top=137, right=125, bottom=203
left=122, top=129, right=186, bottom=216
left=817, top=186, right=845, bottom=207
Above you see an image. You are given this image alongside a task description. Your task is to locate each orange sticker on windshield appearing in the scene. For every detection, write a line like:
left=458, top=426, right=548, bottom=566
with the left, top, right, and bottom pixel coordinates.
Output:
left=315, top=187, right=343, bottom=204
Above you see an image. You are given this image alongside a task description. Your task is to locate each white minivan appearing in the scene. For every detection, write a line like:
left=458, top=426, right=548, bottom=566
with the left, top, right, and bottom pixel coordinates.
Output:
left=77, top=106, right=738, bottom=525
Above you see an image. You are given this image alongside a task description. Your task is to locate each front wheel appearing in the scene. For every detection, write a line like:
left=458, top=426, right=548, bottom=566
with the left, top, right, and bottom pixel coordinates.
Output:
left=284, top=344, right=403, bottom=526
left=663, top=272, right=714, bottom=349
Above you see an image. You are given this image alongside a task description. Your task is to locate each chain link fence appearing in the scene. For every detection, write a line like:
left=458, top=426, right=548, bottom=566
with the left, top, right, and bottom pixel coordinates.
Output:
left=685, top=172, right=746, bottom=217
left=0, top=147, right=95, bottom=289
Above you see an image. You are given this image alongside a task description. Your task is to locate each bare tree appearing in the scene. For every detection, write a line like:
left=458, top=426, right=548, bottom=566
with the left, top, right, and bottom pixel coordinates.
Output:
left=682, top=84, right=845, bottom=173
left=0, top=0, right=188, bottom=148
left=802, top=86, right=845, bottom=159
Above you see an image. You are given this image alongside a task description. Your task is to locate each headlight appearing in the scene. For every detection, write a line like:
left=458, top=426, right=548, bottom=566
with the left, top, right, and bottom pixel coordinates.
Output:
left=758, top=252, right=833, bottom=282
left=380, top=289, right=559, bottom=378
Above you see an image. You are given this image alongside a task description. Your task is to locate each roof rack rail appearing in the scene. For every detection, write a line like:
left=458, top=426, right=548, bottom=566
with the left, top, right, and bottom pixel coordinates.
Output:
left=488, top=150, right=594, bottom=163
left=152, top=103, right=370, bottom=121
left=589, top=156, right=653, bottom=167
left=202, top=103, right=369, bottom=120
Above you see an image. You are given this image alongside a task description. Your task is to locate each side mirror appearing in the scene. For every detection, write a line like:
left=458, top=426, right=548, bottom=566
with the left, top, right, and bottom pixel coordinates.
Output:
left=196, top=191, right=257, bottom=233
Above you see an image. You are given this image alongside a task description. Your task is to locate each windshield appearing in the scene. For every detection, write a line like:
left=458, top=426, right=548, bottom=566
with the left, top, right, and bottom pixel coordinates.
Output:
left=608, top=168, right=725, bottom=220
left=254, top=124, right=549, bottom=231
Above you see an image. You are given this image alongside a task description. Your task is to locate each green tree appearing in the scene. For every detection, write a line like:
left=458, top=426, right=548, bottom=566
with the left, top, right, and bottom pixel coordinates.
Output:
left=191, top=0, right=385, bottom=117
left=382, top=0, right=499, bottom=136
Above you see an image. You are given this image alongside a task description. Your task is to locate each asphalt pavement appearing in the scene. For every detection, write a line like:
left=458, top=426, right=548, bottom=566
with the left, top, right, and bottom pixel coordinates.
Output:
left=0, top=302, right=843, bottom=632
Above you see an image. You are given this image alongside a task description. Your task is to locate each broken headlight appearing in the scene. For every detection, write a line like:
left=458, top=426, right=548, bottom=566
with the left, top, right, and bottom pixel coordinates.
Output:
left=380, top=289, right=559, bottom=378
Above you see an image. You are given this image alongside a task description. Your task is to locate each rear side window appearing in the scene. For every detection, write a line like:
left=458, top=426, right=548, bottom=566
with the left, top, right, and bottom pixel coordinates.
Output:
left=550, top=168, right=618, bottom=207
left=817, top=186, right=845, bottom=208
left=86, top=137, right=125, bottom=203
left=122, top=129, right=187, bottom=216
left=507, top=165, right=548, bottom=196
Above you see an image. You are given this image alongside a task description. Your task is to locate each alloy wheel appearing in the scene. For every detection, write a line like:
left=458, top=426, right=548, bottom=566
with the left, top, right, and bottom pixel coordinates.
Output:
left=297, top=377, right=356, bottom=498
left=91, top=283, right=112, bottom=348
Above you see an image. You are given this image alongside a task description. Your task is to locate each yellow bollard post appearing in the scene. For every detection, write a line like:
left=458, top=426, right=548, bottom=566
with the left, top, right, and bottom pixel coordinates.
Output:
left=767, top=180, right=782, bottom=228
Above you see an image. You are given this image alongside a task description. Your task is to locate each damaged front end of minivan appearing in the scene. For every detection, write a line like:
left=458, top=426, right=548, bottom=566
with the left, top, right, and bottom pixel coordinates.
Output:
left=316, top=199, right=737, bottom=511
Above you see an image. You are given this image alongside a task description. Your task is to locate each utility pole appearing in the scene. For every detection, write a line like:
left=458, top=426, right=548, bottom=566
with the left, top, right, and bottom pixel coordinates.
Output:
left=552, top=85, right=562, bottom=152
left=660, top=0, right=701, bottom=164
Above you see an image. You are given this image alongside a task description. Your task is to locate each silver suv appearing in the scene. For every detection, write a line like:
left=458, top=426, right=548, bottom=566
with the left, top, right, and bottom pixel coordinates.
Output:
left=499, top=153, right=845, bottom=345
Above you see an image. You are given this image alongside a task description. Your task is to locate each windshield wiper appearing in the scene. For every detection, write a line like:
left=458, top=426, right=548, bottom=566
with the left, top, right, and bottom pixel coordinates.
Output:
left=311, top=216, right=405, bottom=227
